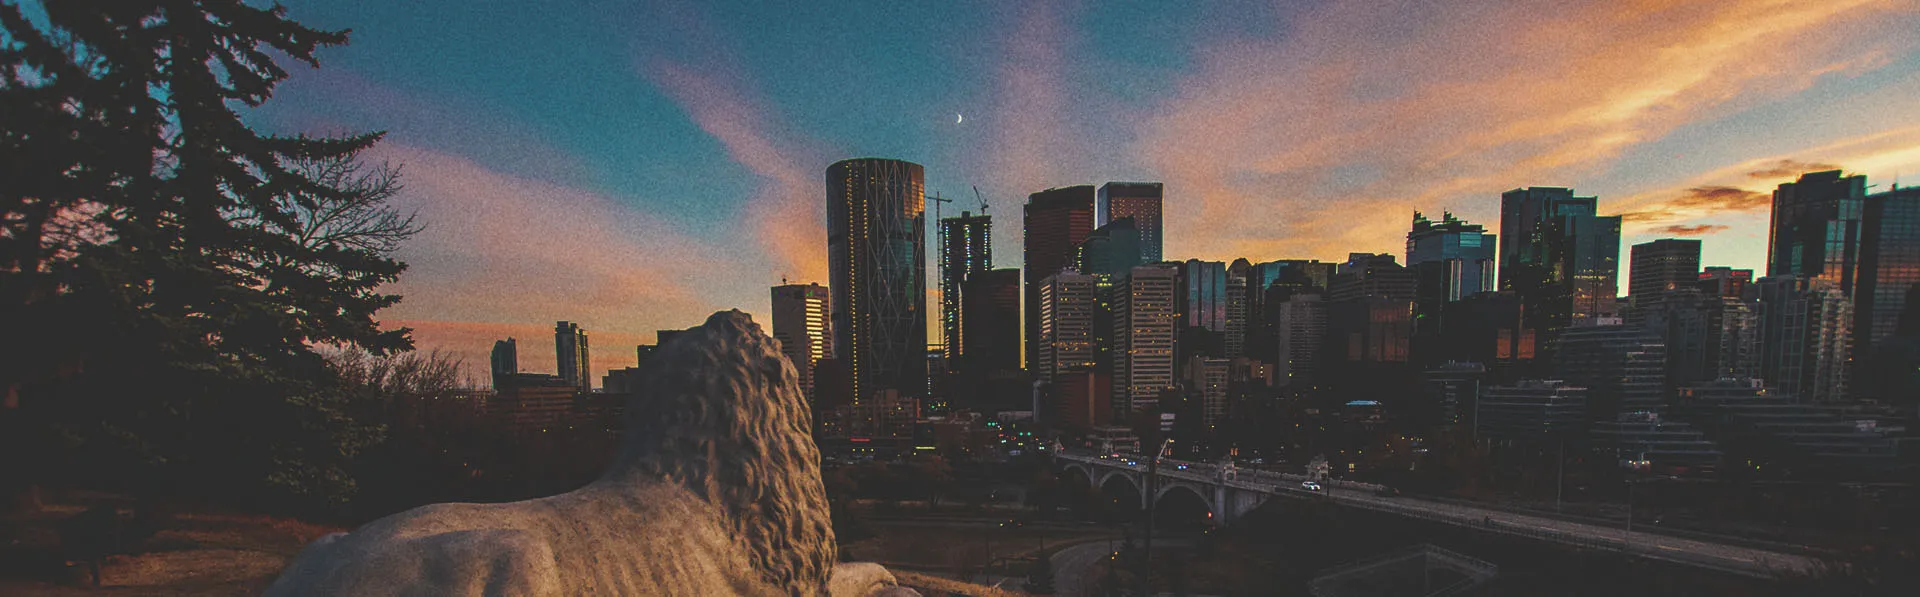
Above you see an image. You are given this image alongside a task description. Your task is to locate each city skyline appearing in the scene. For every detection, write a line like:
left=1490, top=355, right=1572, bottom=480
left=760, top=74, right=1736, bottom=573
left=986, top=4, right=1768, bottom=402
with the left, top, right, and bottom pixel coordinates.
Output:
left=244, top=1, right=1920, bottom=382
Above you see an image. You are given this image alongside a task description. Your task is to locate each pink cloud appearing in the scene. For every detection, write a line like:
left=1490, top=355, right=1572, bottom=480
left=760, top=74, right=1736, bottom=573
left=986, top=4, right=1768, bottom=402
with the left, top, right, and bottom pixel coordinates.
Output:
left=370, top=143, right=739, bottom=386
left=1134, top=0, right=1916, bottom=263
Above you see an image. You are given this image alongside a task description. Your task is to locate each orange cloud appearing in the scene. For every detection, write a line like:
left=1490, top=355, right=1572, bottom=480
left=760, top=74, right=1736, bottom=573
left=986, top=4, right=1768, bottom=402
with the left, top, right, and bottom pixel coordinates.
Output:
left=1620, top=186, right=1770, bottom=222
left=1657, top=224, right=1731, bottom=236
left=370, top=143, right=740, bottom=386
left=1747, top=159, right=1843, bottom=179
left=1611, top=125, right=1920, bottom=230
left=1134, top=0, right=1914, bottom=263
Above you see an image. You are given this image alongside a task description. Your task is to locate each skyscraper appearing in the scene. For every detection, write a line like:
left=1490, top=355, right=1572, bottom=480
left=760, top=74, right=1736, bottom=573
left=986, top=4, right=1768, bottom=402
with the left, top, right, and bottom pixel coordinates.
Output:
left=827, top=158, right=928, bottom=403
left=1756, top=276, right=1851, bottom=402
left=1498, top=186, right=1621, bottom=354
left=1176, top=259, right=1229, bottom=362
left=1226, top=264, right=1248, bottom=359
left=555, top=321, right=590, bottom=389
left=490, top=338, right=518, bottom=388
left=1698, top=266, right=1754, bottom=299
left=961, top=268, right=1021, bottom=373
left=1037, top=271, right=1098, bottom=380
left=1274, top=291, right=1327, bottom=391
left=771, top=283, right=831, bottom=403
left=939, top=211, right=992, bottom=370
left=1630, top=239, right=1702, bottom=309
left=1328, top=253, right=1417, bottom=303
left=1113, top=265, right=1177, bottom=416
left=1768, top=170, right=1866, bottom=293
left=1025, top=185, right=1097, bottom=368
left=1406, top=211, right=1496, bottom=302
left=1097, top=182, right=1163, bottom=263
left=1858, top=186, right=1920, bottom=351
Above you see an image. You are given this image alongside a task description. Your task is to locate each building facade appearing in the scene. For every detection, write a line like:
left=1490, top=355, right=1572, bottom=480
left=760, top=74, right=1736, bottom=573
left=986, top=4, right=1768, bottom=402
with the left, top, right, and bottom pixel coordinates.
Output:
left=960, top=268, right=1021, bottom=373
left=1630, top=239, right=1703, bottom=310
left=1859, top=186, right=1920, bottom=351
left=1113, top=265, right=1177, bottom=416
left=827, top=158, right=929, bottom=403
left=490, top=338, right=518, bottom=388
left=1037, top=270, right=1098, bottom=380
left=1768, top=170, right=1866, bottom=293
left=1096, top=182, right=1163, bottom=263
left=771, top=283, right=832, bottom=403
left=939, top=211, right=992, bottom=371
left=1499, top=187, right=1622, bottom=354
left=555, top=321, right=590, bottom=390
left=1025, top=185, right=1097, bottom=369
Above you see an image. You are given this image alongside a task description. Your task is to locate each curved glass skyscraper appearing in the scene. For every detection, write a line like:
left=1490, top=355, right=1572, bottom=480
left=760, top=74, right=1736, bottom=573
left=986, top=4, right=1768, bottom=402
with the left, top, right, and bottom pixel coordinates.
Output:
left=827, top=158, right=927, bottom=403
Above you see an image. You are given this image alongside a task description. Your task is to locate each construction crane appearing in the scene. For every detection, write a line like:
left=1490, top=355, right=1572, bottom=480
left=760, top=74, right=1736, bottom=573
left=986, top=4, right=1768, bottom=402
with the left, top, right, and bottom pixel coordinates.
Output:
left=927, top=190, right=953, bottom=222
left=973, top=185, right=989, bottom=215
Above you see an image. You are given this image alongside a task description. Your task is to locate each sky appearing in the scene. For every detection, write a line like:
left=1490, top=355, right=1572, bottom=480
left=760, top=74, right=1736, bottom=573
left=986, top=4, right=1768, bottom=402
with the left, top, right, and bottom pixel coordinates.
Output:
left=246, top=0, right=1920, bottom=386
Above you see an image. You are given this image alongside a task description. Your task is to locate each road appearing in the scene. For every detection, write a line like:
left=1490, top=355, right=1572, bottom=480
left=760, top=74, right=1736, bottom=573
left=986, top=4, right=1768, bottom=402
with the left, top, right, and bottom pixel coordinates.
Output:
left=1050, top=536, right=1195, bottom=597
left=1061, top=452, right=1816, bottom=578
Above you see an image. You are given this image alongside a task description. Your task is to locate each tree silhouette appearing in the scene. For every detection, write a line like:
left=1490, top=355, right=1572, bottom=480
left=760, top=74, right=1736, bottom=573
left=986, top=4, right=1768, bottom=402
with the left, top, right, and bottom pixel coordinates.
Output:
left=1, top=0, right=413, bottom=512
left=1025, top=551, right=1057, bottom=594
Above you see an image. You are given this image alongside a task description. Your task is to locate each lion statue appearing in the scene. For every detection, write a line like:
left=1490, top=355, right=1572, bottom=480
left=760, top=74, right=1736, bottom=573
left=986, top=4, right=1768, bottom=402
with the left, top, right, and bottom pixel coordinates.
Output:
left=264, top=311, right=914, bottom=596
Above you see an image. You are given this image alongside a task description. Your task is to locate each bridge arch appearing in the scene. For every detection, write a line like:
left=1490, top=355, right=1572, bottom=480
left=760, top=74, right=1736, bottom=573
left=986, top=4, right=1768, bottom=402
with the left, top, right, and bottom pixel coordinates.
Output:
left=1152, top=483, right=1216, bottom=530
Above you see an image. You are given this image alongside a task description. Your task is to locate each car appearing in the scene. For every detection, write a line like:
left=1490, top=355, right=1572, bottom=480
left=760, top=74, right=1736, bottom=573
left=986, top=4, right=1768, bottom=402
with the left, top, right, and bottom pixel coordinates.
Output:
left=1301, top=481, right=1323, bottom=492
left=1374, top=487, right=1401, bottom=497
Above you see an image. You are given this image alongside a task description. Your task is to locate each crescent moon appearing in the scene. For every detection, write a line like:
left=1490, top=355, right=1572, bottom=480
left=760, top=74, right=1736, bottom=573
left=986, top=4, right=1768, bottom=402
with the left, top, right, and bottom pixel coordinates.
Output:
left=956, top=113, right=964, bottom=124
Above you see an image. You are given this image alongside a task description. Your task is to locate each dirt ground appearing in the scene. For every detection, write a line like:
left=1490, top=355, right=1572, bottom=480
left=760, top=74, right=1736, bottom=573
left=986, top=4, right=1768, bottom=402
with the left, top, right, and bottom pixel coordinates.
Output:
left=1, top=500, right=340, bottom=597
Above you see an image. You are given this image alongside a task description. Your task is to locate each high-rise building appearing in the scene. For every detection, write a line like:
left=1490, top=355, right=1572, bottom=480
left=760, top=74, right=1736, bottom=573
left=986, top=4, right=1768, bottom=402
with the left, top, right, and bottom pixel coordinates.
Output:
left=960, top=268, right=1021, bottom=373
left=1243, top=259, right=1336, bottom=363
left=1113, top=265, right=1177, bottom=416
left=1037, top=271, right=1098, bottom=380
left=1552, top=324, right=1668, bottom=418
left=1176, top=259, right=1230, bottom=361
left=1406, top=211, right=1496, bottom=302
left=1226, top=263, right=1249, bottom=359
left=1768, top=170, right=1867, bottom=294
left=771, top=283, right=832, bottom=403
left=939, top=211, right=992, bottom=370
left=1184, top=356, right=1230, bottom=429
left=555, top=321, right=590, bottom=389
left=490, top=338, right=518, bottom=388
left=1274, top=291, right=1327, bottom=391
left=1698, top=266, right=1754, bottom=299
left=1499, top=187, right=1621, bottom=356
left=1756, top=276, right=1852, bottom=402
left=1329, top=253, right=1417, bottom=303
left=1097, top=182, right=1163, bottom=263
left=827, top=158, right=928, bottom=404
left=1858, top=186, right=1920, bottom=351
left=1630, top=239, right=1702, bottom=309
left=1476, top=380, right=1588, bottom=440
left=1025, top=185, right=1097, bottom=368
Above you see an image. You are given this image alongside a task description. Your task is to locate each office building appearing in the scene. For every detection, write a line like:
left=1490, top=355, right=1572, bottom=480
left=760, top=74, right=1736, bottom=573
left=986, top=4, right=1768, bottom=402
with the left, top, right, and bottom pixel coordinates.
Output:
left=1226, top=264, right=1249, bottom=359
left=1036, top=271, right=1098, bottom=379
left=490, top=338, right=518, bottom=388
left=1185, top=356, right=1230, bottom=429
left=1630, top=239, right=1702, bottom=310
left=555, top=321, right=590, bottom=390
left=1768, top=170, right=1866, bottom=293
left=1858, top=186, right=1920, bottom=350
left=1407, top=211, right=1497, bottom=302
left=1551, top=324, right=1668, bottom=417
left=1052, top=368, right=1112, bottom=431
left=1176, top=259, right=1231, bottom=361
left=1425, top=361, right=1487, bottom=429
left=960, top=268, right=1021, bottom=373
left=1025, top=185, right=1097, bottom=368
left=1097, top=182, right=1163, bottom=263
left=1476, top=380, right=1588, bottom=441
left=1698, top=266, right=1754, bottom=299
left=1499, top=187, right=1622, bottom=351
left=1243, top=259, right=1336, bottom=363
left=939, top=211, right=992, bottom=371
left=1274, top=291, right=1327, bottom=391
left=771, top=283, right=832, bottom=403
left=1755, top=276, right=1852, bottom=402
left=1675, top=378, right=1896, bottom=469
left=1588, top=411, right=1721, bottom=470
left=1113, top=265, right=1178, bottom=415
left=827, top=158, right=928, bottom=404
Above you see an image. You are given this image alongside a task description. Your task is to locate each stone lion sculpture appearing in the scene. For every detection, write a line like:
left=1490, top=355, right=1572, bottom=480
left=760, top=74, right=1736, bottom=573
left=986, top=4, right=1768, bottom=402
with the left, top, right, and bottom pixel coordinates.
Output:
left=265, top=311, right=914, bottom=596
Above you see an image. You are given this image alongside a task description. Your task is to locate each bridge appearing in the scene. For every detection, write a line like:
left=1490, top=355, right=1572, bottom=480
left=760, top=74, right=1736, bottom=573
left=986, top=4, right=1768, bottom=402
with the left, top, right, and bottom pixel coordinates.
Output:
left=1056, top=450, right=1815, bottom=579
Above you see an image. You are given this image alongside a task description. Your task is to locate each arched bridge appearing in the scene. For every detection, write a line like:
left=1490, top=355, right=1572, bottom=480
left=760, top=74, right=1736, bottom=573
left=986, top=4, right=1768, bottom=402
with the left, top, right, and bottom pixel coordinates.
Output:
left=1054, top=449, right=1815, bottom=579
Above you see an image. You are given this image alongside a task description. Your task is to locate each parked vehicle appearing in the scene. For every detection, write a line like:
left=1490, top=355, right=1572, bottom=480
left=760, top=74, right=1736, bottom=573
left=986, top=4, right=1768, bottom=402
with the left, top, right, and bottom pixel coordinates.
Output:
left=1301, top=481, right=1323, bottom=492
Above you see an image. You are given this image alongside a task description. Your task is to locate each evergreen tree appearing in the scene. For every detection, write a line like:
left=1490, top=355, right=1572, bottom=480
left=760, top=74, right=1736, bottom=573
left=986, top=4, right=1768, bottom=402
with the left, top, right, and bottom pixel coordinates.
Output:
left=1, top=0, right=413, bottom=512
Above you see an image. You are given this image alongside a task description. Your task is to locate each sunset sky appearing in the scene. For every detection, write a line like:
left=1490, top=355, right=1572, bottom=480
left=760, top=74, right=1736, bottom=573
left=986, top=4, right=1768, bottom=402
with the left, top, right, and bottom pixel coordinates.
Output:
left=248, top=0, right=1920, bottom=384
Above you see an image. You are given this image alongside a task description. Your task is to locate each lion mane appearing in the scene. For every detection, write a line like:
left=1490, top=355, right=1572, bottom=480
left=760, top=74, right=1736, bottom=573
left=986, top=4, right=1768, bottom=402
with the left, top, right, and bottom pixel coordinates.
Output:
left=263, top=311, right=868, bottom=596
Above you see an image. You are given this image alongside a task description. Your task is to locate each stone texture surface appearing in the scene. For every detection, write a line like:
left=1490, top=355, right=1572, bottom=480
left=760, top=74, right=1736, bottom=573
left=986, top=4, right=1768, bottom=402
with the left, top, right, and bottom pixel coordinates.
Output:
left=264, top=311, right=911, bottom=596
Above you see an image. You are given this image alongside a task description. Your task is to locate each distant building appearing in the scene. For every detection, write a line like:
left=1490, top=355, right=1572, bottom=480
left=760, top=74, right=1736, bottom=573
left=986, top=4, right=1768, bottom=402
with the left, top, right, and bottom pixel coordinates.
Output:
left=1185, top=356, right=1230, bottom=429
left=1406, top=211, right=1496, bottom=302
left=827, top=158, right=928, bottom=403
left=1329, top=253, right=1417, bottom=303
left=555, top=321, right=590, bottom=390
left=1425, top=361, right=1487, bottom=428
left=1675, top=378, right=1896, bottom=469
left=1698, top=266, right=1754, bottom=299
left=1226, top=265, right=1249, bottom=359
left=1176, top=259, right=1231, bottom=362
left=1097, top=182, right=1163, bottom=263
left=1859, top=185, right=1920, bottom=351
left=1768, top=170, right=1866, bottom=293
left=1630, top=238, right=1702, bottom=310
left=1076, top=218, right=1142, bottom=369
left=1113, top=265, right=1177, bottom=416
left=1036, top=270, right=1098, bottom=380
left=1499, top=187, right=1621, bottom=356
left=1052, top=368, right=1112, bottom=432
left=1274, top=291, right=1327, bottom=391
left=1551, top=324, right=1668, bottom=418
left=771, top=282, right=832, bottom=403
left=960, top=268, right=1021, bottom=373
left=1755, top=276, right=1852, bottom=402
left=603, top=367, right=644, bottom=394
left=1025, top=185, right=1097, bottom=369
left=939, top=211, right=992, bottom=372
left=1476, top=380, right=1588, bottom=441
left=491, top=374, right=579, bottom=433
left=490, top=338, right=518, bottom=389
